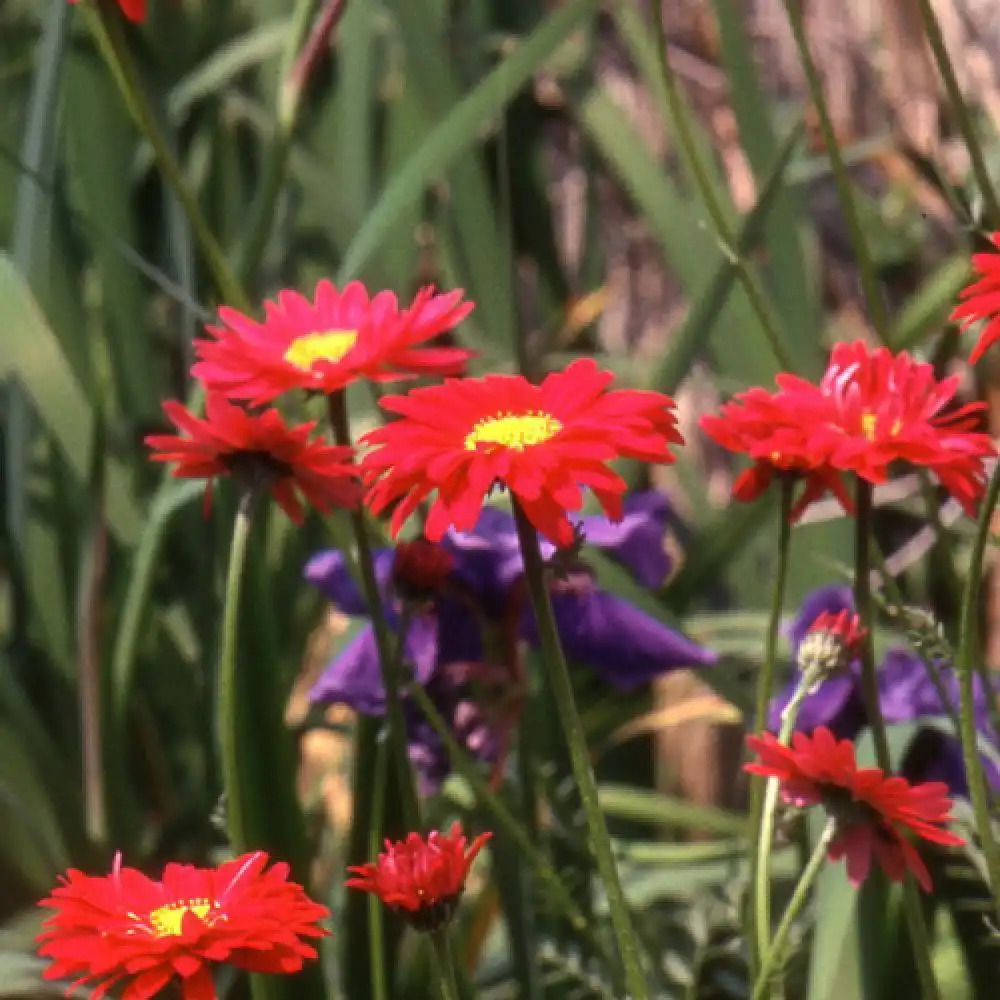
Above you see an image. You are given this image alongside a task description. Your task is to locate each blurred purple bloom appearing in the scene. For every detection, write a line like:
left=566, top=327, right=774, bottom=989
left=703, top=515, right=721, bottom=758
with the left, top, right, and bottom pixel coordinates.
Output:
left=770, top=586, right=1000, bottom=794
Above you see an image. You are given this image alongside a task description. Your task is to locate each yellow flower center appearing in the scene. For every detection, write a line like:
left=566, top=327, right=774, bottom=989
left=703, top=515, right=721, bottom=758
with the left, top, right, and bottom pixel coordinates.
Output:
left=464, top=411, right=562, bottom=451
left=284, top=329, right=358, bottom=371
left=860, top=412, right=877, bottom=440
left=148, top=899, right=216, bottom=937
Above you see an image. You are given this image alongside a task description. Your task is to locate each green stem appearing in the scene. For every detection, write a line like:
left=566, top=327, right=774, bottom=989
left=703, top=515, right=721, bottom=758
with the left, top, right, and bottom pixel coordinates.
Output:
left=911, top=0, right=1000, bottom=227
left=367, top=735, right=389, bottom=1000
left=747, top=480, right=794, bottom=978
left=853, top=480, right=941, bottom=1000
left=327, top=391, right=421, bottom=829
left=511, top=502, right=647, bottom=1000
left=957, top=460, right=1000, bottom=924
left=430, top=930, right=462, bottom=1000
left=82, top=3, right=248, bottom=310
left=751, top=821, right=835, bottom=1000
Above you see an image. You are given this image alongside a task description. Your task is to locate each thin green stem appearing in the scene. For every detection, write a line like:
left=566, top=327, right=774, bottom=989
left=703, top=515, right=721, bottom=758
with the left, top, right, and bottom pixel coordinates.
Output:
left=957, top=460, right=1000, bottom=924
left=512, top=501, right=647, bottom=1000
left=854, top=481, right=941, bottom=1000
left=431, top=929, right=462, bottom=1000
left=746, top=480, right=794, bottom=979
left=82, top=3, right=248, bottom=310
left=751, top=821, right=835, bottom=1000
left=327, top=392, right=421, bottom=829
left=367, top=735, right=389, bottom=1000
left=911, top=0, right=1000, bottom=226
left=778, top=0, right=890, bottom=341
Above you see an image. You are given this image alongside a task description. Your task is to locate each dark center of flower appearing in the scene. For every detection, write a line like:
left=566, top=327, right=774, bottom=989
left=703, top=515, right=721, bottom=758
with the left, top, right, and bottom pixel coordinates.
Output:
left=464, top=411, right=562, bottom=452
left=223, top=450, right=293, bottom=494
left=820, top=784, right=887, bottom=833
left=147, top=898, right=220, bottom=937
left=397, top=892, right=461, bottom=933
left=284, top=329, right=358, bottom=371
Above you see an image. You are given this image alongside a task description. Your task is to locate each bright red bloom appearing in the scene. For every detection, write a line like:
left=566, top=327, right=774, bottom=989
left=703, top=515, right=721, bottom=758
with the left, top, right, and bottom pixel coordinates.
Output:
left=191, top=281, right=473, bottom=405
left=745, top=727, right=964, bottom=891
left=797, top=610, right=867, bottom=677
left=145, top=395, right=361, bottom=524
left=37, top=852, right=329, bottom=1000
left=346, top=823, right=491, bottom=931
left=70, top=0, right=146, bottom=22
left=361, top=359, right=682, bottom=547
left=699, top=386, right=853, bottom=519
left=951, top=232, right=1000, bottom=363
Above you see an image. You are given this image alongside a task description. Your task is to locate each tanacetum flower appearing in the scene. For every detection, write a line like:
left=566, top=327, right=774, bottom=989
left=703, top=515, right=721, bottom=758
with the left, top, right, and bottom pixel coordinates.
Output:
left=777, top=341, right=994, bottom=515
left=191, top=281, right=473, bottom=405
left=346, top=823, right=491, bottom=931
left=699, top=385, right=853, bottom=519
left=796, top=609, right=867, bottom=680
left=361, top=359, right=682, bottom=546
left=951, top=232, right=1000, bottom=363
left=70, top=0, right=145, bottom=22
left=37, top=852, right=329, bottom=999
left=145, top=394, right=361, bottom=524
left=745, top=727, right=964, bottom=891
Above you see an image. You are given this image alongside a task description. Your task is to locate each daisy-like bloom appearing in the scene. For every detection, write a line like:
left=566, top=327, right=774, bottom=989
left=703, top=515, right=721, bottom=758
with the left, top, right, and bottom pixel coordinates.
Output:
left=191, top=281, right=473, bottom=405
left=70, top=0, right=146, bottom=22
left=361, top=359, right=682, bottom=547
left=346, top=823, right=491, bottom=931
left=745, top=727, right=964, bottom=891
left=699, top=385, right=853, bottom=520
left=796, top=609, right=867, bottom=681
left=777, top=341, right=994, bottom=515
left=145, top=394, right=361, bottom=524
left=37, top=852, right=329, bottom=999
left=951, top=232, right=1000, bottom=363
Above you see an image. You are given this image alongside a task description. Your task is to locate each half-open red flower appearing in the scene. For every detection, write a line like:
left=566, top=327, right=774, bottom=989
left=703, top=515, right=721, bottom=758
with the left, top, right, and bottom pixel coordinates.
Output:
left=191, top=280, right=473, bottom=405
left=145, top=394, right=361, bottom=523
left=361, top=359, right=682, bottom=547
left=38, top=852, right=329, bottom=1000
left=951, top=232, right=1000, bottom=364
left=745, top=727, right=963, bottom=891
left=346, top=823, right=491, bottom=931
left=70, top=0, right=146, bottom=22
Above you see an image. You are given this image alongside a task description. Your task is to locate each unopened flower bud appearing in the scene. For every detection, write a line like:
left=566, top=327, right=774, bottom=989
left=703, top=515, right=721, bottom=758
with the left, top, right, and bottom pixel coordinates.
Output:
left=797, top=610, right=866, bottom=687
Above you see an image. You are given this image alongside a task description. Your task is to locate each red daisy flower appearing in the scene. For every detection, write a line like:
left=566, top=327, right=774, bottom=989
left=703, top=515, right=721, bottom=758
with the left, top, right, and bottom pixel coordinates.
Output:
left=37, top=852, right=329, bottom=1000
left=70, top=0, right=146, bottom=22
left=361, top=359, right=682, bottom=547
left=145, top=395, right=361, bottom=524
left=699, top=386, right=853, bottom=520
left=777, top=341, right=994, bottom=515
left=797, top=610, right=867, bottom=678
left=346, top=823, right=491, bottom=931
left=745, top=727, right=964, bottom=891
left=392, top=539, right=455, bottom=602
left=951, top=232, right=1000, bottom=364
left=191, top=280, right=474, bottom=405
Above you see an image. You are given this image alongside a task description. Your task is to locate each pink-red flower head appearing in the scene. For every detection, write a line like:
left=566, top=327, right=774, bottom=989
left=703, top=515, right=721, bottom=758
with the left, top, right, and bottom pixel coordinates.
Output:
left=70, top=0, right=146, bottom=22
left=37, top=852, right=329, bottom=1000
left=191, top=280, right=473, bottom=405
left=361, top=359, right=682, bottom=547
left=797, top=610, right=867, bottom=678
left=952, top=232, right=1000, bottom=364
left=392, top=539, right=455, bottom=602
left=145, top=394, right=361, bottom=524
left=745, top=727, right=963, bottom=891
left=346, top=823, right=491, bottom=931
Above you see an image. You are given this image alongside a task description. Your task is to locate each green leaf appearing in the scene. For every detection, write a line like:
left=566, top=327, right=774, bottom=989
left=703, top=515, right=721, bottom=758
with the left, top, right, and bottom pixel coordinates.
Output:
left=597, top=784, right=746, bottom=837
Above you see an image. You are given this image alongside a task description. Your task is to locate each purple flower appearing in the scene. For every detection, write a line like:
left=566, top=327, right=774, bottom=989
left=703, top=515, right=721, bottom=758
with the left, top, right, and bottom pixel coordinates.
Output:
left=770, top=586, right=1000, bottom=794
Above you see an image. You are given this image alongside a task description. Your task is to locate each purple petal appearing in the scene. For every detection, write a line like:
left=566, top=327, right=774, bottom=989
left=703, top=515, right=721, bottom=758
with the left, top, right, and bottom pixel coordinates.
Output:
left=578, top=491, right=673, bottom=588
left=303, top=548, right=395, bottom=614
left=768, top=673, right=865, bottom=739
left=525, top=588, right=717, bottom=690
left=901, top=728, right=1000, bottom=796
left=444, top=507, right=523, bottom=606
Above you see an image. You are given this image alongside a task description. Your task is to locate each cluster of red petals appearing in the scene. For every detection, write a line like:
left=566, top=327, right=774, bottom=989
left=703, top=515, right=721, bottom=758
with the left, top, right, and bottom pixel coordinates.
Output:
left=746, top=727, right=963, bottom=891
left=346, top=823, right=491, bottom=931
left=807, top=610, right=867, bottom=656
left=361, top=359, right=682, bottom=547
left=192, top=281, right=473, bottom=405
left=70, top=0, right=146, bottom=23
left=701, top=341, right=994, bottom=518
left=37, top=852, right=329, bottom=1000
left=951, top=232, right=1000, bottom=364
left=145, top=395, right=361, bottom=524
left=392, top=539, right=455, bottom=599
left=699, top=386, right=853, bottom=519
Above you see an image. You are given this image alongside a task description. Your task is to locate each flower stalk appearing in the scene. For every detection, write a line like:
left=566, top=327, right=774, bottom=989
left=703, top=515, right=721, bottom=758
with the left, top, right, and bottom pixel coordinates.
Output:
left=511, top=500, right=648, bottom=1000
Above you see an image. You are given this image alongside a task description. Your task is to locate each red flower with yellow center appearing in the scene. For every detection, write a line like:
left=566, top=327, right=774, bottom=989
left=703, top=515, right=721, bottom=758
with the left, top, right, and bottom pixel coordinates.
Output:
left=361, top=359, right=682, bottom=547
left=346, top=823, right=491, bottom=931
left=145, top=394, right=361, bottom=523
left=191, top=280, right=473, bottom=405
left=37, top=852, right=329, bottom=999
left=775, top=341, right=993, bottom=513
left=951, top=232, right=1000, bottom=364
left=745, top=727, right=963, bottom=891
left=69, top=0, right=146, bottom=22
